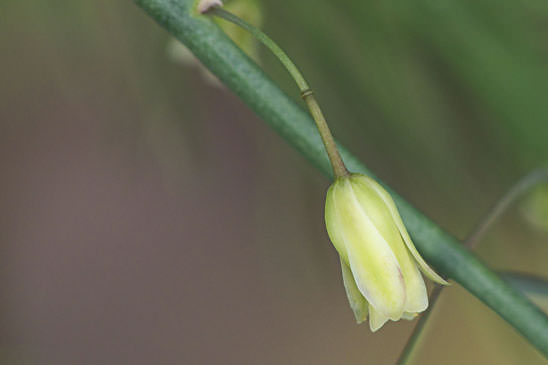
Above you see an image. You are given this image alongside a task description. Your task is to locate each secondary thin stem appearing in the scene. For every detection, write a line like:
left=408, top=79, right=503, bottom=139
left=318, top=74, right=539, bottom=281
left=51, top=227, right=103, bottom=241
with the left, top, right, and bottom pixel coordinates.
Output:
left=466, top=167, right=548, bottom=249
left=396, top=167, right=548, bottom=364
left=207, top=6, right=349, bottom=178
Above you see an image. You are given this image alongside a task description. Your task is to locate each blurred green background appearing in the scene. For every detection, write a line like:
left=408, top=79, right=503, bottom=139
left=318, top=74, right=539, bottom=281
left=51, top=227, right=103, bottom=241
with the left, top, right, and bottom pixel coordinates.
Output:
left=1, top=0, right=547, bottom=363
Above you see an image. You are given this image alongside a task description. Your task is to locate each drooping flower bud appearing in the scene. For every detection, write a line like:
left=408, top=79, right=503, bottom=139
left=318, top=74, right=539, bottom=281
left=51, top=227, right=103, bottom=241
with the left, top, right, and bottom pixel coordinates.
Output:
left=325, top=173, right=448, bottom=331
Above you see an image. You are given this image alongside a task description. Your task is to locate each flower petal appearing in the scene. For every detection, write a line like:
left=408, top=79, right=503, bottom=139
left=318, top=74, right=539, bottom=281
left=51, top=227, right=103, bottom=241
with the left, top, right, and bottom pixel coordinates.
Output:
left=369, top=305, right=390, bottom=332
left=401, top=263, right=428, bottom=313
left=402, top=312, right=418, bottom=320
left=364, top=177, right=449, bottom=286
left=340, top=259, right=368, bottom=323
left=337, top=179, right=406, bottom=320
left=350, top=175, right=429, bottom=313
left=325, top=182, right=349, bottom=264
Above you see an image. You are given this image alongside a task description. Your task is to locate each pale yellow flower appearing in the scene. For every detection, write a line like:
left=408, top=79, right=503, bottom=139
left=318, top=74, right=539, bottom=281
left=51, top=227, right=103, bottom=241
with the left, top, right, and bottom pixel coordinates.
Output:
left=325, top=173, right=448, bottom=331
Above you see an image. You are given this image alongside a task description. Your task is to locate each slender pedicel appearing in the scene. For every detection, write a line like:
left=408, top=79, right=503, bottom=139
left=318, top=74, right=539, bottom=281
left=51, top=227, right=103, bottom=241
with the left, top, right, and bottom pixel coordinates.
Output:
left=206, top=6, right=349, bottom=178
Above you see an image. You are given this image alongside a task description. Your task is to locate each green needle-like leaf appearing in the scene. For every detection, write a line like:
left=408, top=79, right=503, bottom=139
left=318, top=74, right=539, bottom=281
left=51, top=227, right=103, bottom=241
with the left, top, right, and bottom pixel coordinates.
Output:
left=502, top=272, right=548, bottom=299
left=134, top=0, right=548, bottom=357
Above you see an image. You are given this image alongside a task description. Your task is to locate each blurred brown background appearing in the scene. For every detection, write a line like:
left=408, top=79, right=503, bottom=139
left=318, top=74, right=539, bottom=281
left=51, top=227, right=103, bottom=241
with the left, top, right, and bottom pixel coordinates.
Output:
left=1, top=0, right=547, bottom=364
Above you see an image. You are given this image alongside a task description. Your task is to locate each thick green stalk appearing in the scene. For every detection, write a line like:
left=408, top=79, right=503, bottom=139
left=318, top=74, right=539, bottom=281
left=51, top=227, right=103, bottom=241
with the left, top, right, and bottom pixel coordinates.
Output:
left=134, top=0, right=548, bottom=357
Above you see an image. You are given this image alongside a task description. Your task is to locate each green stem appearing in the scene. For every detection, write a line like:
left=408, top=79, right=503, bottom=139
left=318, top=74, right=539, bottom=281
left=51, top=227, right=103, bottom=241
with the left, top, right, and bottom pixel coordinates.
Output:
left=134, top=0, right=548, bottom=357
left=396, top=167, right=548, bottom=364
left=466, top=167, right=548, bottom=249
left=207, top=6, right=349, bottom=178
left=396, top=285, right=443, bottom=365
left=501, top=272, right=548, bottom=298
left=302, top=92, right=349, bottom=178
left=206, top=7, right=309, bottom=91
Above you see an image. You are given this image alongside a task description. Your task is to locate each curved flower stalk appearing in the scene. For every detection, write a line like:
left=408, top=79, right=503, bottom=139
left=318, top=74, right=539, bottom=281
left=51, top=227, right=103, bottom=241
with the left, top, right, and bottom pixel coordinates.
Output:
left=326, top=174, right=448, bottom=331
left=204, top=3, right=449, bottom=332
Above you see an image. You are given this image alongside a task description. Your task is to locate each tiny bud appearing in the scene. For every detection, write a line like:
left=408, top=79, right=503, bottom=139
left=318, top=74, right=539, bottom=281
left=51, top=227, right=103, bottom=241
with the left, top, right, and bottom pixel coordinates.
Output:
left=198, top=0, right=223, bottom=14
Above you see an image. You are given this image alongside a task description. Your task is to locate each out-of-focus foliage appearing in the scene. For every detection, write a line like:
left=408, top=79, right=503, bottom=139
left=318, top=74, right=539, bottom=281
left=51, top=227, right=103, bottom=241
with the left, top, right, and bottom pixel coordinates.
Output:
left=522, top=186, right=548, bottom=232
left=262, top=0, right=548, bottom=226
left=220, top=0, right=263, bottom=61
